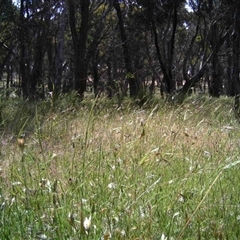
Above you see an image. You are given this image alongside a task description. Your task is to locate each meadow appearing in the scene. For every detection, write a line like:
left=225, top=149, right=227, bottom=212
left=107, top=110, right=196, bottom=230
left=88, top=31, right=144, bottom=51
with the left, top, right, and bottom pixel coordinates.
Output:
left=0, top=93, right=240, bottom=239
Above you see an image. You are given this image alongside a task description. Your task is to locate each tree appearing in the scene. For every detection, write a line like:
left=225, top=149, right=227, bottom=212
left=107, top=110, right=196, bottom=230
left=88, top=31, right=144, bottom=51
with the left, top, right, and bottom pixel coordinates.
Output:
left=136, top=0, right=185, bottom=95
left=113, top=0, right=140, bottom=98
left=172, top=0, right=232, bottom=101
left=67, top=0, right=90, bottom=98
left=0, top=0, right=18, bottom=96
left=54, top=0, right=67, bottom=96
left=18, top=0, right=59, bottom=99
left=229, top=1, right=240, bottom=115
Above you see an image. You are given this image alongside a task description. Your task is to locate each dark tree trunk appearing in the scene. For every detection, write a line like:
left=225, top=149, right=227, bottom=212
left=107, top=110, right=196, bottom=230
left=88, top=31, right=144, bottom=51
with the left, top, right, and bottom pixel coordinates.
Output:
left=54, top=0, right=66, bottom=96
left=209, top=20, right=222, bottom=97
left=6, top=63, right=11, bottom=98
left=182, top=15, right=200, bottom=82
left=148, top=2, right=176, bottom=94
left=144, top=32, right=160, bottom=94
left=167, top=4, right=178, bottom=93
left=93, top=49, right=100, bottom=97
left=30, top=29, right=46, bottom=98
left=210, top=55, right=221, bottom=97
left=226, top=34, right=234, bottom=96
left=47, top=39, right=54, bottom=92
left=68, top=0, right=90, bottom=98
left=106, top=57, right=113, bottom=99
left=20, top=0, right=30, bottom=98
left=232, top=9, right=240, bottom=115
left=0, top=40, right=14, bottom=81
left=113, top=0, right=139, bottom=98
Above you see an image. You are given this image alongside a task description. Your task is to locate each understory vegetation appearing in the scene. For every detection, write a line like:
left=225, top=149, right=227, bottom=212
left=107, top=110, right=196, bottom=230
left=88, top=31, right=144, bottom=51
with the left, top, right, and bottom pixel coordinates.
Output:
left=0, top=93, right=240, bottom=239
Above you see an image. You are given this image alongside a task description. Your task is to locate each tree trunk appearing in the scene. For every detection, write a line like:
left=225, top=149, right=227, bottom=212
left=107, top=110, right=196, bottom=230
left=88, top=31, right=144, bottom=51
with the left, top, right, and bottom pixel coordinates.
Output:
left=167, top=4, right=178, bottom=93
left=226, top=34, right=234, bottom=96
left=148, top=2, right=176, bottom=94
left=0, top=40, right=14, bottom=82
left=54, top=0, right=66, bottom=96
left=47, top=38, right=54, bottom=92
left=106, top=57, right=113, bottom=99
left=92, top=49, right=100, bottom=97
left=19, top=0, right=30, bottom=98
left=113, top=0, right=139, bottom=98
left=30, top=29, right=46, bottom=98
left=209, top=21, right=222, bottom=97
left=232, top=9, right=240, bottom=115
left=68, top=0, right=90, bottom=98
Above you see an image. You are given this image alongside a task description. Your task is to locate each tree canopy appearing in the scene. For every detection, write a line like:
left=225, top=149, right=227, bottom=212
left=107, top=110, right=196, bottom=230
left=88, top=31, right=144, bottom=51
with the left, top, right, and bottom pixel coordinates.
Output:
left=0, top=0, right=240, bottom=103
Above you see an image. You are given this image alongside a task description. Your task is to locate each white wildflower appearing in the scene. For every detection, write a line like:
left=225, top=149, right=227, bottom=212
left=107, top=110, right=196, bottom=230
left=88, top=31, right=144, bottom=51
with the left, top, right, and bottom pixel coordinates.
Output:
left=172, top=212, right=180, bottom=218
left=12, top=181, right=22, bottom=186
left=51, top=153, right=57, bottom=160
left=178, top=195, right=185, bottom=203
left=121, top=229, right=126, bottom=236
left=10, top=197, right=15, bottom=206
left=108, top=182, right=116, bottom=189
left=83, top=216, right=91, bottom=233
left=37, top=233, right=48, bottom=239
left=161, top=233, right=168, bottom=240
left=139, top=206, right=145, bottom=218
left=168, top=180, right=174, bottom=184
left=151, top=147, right=159, bottom=153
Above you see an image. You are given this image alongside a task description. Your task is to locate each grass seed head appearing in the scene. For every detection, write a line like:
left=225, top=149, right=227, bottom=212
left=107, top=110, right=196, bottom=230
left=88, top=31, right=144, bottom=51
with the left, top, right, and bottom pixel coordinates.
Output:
left=17, top=135, right=25, bottom=152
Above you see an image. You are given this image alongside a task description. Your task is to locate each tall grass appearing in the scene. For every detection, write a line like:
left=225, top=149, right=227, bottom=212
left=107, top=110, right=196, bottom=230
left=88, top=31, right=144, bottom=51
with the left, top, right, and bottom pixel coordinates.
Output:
left=0, top=94, right=240, bottom=239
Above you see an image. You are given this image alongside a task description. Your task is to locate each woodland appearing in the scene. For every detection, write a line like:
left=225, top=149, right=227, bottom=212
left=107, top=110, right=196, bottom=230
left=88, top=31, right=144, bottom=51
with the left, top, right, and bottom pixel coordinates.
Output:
left=1, top=0, right=240, bottom=104
left=1, top=1, right=240, bottom=239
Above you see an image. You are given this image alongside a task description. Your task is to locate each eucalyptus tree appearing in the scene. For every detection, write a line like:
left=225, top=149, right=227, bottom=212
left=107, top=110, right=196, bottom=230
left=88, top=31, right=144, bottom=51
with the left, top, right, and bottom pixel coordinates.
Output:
left=197, top=0, right=233, bottom=97
left=67, top=0, right=90, bottom=98
left=96, top=3, right=126, bottom=99
left=50, top=0, right=67, bottom=96
left=136, top=0, right=186, bottom=95
left=225, top=0, right=240, bottom=113
left=113, top=0, right=141, bottom=98
left=67, top=0, right=113, bottom=98
left=172, top=0, right=233, bottom=101
left=88, top=1, right=114, bottom=97
left=0, top=0, right=18, bottom=92
left=19, top=0, right=60, bottom=98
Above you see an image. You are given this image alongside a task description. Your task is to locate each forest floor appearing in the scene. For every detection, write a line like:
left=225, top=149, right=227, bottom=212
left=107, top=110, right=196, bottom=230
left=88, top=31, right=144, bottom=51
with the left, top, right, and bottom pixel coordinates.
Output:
left=0, top=93, right=240, bottom=239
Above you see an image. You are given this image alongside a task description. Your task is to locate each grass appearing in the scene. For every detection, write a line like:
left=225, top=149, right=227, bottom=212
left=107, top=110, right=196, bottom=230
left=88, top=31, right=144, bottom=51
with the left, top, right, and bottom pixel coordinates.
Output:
left=0, top=93, right=240, bottom=239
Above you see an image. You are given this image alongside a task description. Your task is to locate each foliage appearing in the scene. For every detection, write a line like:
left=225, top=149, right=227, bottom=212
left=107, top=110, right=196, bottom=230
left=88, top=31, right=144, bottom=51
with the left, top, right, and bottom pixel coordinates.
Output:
left=1, top=0, right=240, bottom=101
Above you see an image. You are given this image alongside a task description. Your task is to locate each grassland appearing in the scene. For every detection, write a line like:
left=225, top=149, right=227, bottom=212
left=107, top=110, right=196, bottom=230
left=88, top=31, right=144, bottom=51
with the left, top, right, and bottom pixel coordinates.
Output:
left=0, top=93, right=240, bottom=239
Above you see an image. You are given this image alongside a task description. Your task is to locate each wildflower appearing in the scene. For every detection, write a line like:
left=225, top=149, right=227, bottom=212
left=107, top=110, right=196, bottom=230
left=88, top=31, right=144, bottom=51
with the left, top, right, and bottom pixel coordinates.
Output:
left=10, top=197, right=15, bottom=206
left=37, top=233, right=48, bottom=239
left=108, top=182, right=116, bottom=189
left=172, top=212, right=180, bottom=219
left=12, top=181, right=22, bottom=186
left=51, top=153, right=57, bottom=160
left=83, top=216, right=91, bottom=234
left=161, top=233, right=167, bottom=240
left=168, top=180, right=174, bottom=184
